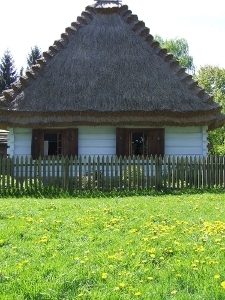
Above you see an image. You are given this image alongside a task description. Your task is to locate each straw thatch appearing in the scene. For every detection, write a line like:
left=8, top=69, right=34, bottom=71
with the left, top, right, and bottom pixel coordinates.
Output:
left=0, top=4, right=224, bottom=129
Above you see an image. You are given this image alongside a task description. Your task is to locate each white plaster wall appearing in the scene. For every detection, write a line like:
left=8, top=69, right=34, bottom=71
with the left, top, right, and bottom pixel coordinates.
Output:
left=78, top=126, right=115, bottom=156
left=164, top=126, right=208, bottom=156
left=8, top=126, right=208, bottom=157
left=7, top=128, right=32, bottom=157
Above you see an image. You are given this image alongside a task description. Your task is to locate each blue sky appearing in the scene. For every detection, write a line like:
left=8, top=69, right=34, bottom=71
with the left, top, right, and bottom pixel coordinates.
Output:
left=0, top=0, right=225, bottom=71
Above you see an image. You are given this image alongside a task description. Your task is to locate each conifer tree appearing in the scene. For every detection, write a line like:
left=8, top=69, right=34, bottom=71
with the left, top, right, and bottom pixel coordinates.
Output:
left=26, top=46, right=42, bottom=69
left=0, top=49, right=18, bottom=94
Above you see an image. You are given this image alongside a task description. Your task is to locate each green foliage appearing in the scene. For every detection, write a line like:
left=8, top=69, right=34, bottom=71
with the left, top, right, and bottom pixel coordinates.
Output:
left=0, top=49, right=18, bottom=94
left=1, top=194, right=225, bottom=299
left=195, top=66, right=225, bottom=154
left=26, top=45, right=42, bottom=69
left=155, top=36, right=195, bottom=73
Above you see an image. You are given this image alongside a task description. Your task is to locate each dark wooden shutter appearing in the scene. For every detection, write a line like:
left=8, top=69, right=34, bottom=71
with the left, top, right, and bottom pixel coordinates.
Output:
left=149, top=129, right=165, bottom=156
left=63, top=128, right=78, bottom=157
left=31, top=129, right=42, bottom=159
left=116, top=128, right=128, bottom=157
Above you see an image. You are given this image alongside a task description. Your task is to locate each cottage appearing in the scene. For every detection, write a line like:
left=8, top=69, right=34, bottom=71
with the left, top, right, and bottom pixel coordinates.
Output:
left=0, top=0, right=224, bottom=158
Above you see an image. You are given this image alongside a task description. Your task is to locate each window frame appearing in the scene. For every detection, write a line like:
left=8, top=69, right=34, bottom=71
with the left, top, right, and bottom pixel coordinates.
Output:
left=116, top=128, right=165, bottom=157
left=31, top=128, right=78, bottom=159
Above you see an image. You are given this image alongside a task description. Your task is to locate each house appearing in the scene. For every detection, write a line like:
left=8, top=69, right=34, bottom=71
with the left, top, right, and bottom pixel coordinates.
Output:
left=0, top=1, right=224, bottom=158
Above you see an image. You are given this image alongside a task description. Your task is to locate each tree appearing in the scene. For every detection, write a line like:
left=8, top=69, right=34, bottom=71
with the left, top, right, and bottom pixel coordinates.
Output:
left=26, top=46, right=42, bottom=69
left=195, top=66, right=225, bottom=154
left=0, top=49, right=18, bottom=94
left=155, top=36, right=195, bottom=73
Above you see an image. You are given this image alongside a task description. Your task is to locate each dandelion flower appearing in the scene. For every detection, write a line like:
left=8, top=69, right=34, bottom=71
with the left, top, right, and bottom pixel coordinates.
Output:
left=221, top=281, right=225, bottom=289
left=214, top=274, right=220, bottom=279
left=119, top=282, right=125, bottom=287
left=134, top=292, right=141, bottom=296
left=101, top=273, right=108, bottom=279
left=171, top=290, right=177, bottom=295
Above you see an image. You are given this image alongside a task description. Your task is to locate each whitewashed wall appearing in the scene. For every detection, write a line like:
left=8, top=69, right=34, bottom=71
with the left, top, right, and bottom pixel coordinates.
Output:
left=7, top=128, right=32, bottom=157
left=165, top=126, right=208, bottom=156
left=7, top=126, right=208, bottom=157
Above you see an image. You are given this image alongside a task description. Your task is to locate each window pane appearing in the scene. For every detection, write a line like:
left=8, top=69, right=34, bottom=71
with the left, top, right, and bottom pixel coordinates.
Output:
left=130, top=132, right=148, bottom=156
left=44, top=133, right=57, bottom=142
left=48, top=141, right=58, bottom=155
left=44, top=133, right=60, bottom=155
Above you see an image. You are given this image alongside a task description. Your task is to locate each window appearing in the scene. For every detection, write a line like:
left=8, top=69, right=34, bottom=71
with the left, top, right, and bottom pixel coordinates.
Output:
left=116, top=128, right=164, bottom=157
left=32, top=129, right=78, bottom=159
left=44, top=133, right=62, bottom=156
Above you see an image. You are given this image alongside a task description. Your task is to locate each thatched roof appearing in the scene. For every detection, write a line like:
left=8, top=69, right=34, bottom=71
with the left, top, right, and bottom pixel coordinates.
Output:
left=0, top=4, right=224, bottom=129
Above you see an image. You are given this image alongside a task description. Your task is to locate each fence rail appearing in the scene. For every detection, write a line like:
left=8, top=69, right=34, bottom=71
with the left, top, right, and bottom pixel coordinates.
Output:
left=0, top=155, right=225, bottom=193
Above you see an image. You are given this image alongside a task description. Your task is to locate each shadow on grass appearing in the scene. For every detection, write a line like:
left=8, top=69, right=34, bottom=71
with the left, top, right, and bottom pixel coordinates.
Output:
left=0, top=186, right=224, bottom=199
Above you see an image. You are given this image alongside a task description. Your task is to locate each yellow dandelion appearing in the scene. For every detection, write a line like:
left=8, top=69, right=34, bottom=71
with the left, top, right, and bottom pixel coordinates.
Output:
left=171, top=290, right=177, bottom=295
left=214, top=274, right=220, bottom=279
left=8, top=215, right=15, bottom=219
left=101, top=273, right=108, bottom=279
left=147, top=277, right=153, bottom=281
left=119, top=282, right=125, bottom=287
left=134, top=292, right=141, bottom=296
left=114, top=287, right=120, bottom=291
left=221, top=281, right=225, bottom=289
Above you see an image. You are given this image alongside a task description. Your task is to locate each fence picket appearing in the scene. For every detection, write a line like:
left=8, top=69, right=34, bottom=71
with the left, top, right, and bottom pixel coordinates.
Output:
left=2, top=156, right=6, bottom=190
left=11, top=156, right=15, bottom=190
left=119, top=156, right=123, bottom=191
left=88, top=156, right=91, bottom=190
left=6, top=155, right=10, bottom=190
left=110, top=156, right=114, bottom=190
left=123, top=156, right=127, bottom=190
left=79, top=156, right=82, bottom=190
left=180, top=156, right=184, bottom=189
left=202, top=156, right=206, bottom=188
left=102, top=156, right=105, bottom=191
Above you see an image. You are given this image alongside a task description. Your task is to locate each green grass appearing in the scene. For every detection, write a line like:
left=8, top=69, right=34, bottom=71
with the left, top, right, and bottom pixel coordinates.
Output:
left=1, top=193, right=225, bottom=299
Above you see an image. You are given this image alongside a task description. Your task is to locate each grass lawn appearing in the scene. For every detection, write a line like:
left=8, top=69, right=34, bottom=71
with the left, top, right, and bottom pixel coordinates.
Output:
left=1, top=193, right=225, bottom=299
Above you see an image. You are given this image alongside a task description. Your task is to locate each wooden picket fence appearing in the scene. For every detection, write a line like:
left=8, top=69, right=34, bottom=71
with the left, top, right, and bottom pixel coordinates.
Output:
left=0, top=155, right=225, bottom=193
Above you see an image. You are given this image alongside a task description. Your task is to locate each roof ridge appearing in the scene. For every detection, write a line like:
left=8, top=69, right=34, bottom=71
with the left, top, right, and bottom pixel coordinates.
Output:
left=119, top=6, right=214, bottom=104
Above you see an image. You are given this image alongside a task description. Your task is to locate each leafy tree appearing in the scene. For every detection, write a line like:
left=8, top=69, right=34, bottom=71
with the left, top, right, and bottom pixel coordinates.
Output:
left=195, top=66, right=225, bottom=155
left=0, top=49, right=18, bottom=94
left=155, top=36, right=195, bottom=73
left=26, top=46, right=42, bottom=69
